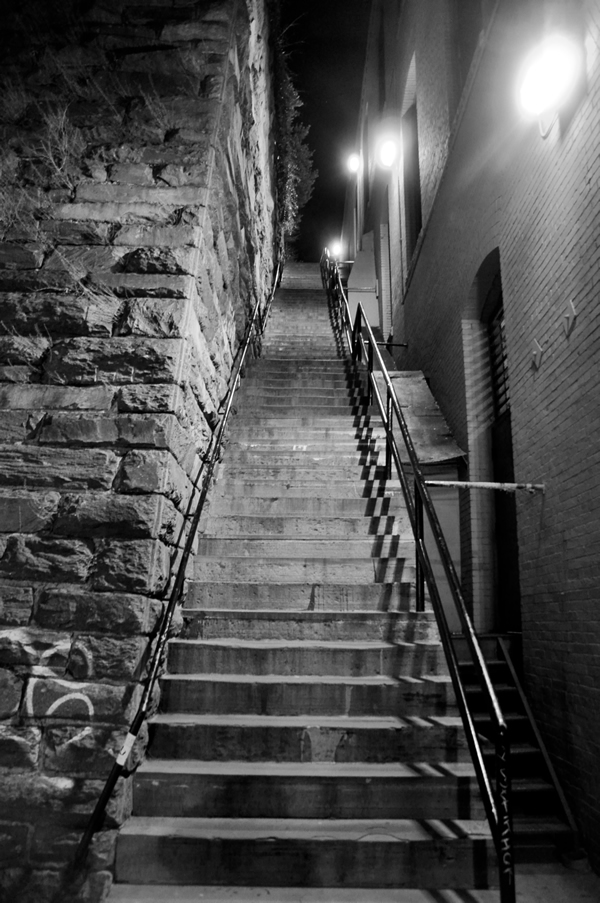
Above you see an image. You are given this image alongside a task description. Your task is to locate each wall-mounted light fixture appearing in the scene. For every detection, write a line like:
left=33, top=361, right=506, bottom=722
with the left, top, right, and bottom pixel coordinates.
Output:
left=347, top=153, right=360, bottom=174
left=377, top=137, right=399, bottom=168
left=517, top=33, right=583, bottom=136
left=331, top=241, right=342, bottom=258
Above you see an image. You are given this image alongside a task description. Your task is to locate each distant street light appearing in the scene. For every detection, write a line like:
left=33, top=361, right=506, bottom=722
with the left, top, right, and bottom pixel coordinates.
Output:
left=518, top=34, right=583, bottom=118
left=377, top=138, right=398, bottom=168
left=331, top=241, right=342, bottom=258
left=347, top=153, right=360, bottom=173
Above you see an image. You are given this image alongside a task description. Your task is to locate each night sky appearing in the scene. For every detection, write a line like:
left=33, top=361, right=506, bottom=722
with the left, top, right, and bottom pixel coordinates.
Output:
left=280, top=0, right=372, bottom=261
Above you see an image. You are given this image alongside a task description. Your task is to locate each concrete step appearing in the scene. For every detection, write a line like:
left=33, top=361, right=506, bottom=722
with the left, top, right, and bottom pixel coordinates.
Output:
left=114, top=816, right=496, bottom=888
left=192, top=556, right=416, bottom=584
left=107, top=885, right=501, bottom=903
left=196, top=537, right=415, bottom=560
left=232, top=404, right=371, bottom=418
left=180, top=610, right=438, bottom=642
left=220, top=450, right=382, bottom=468
left=159, top=673, right=454, bottom=717
left=199, top=515, right=405, bottom=538
left=206, top=481, right=403, bottom=500
left=147, top=713, right=470, bottom=763
left=204, top=496, right=401, bottom=518
left=185, top=581, right=415, bottom=611
left=166, top=639, right=445, bottom=676
left=214, top=465, right=397, bottom=484
left=132, top=760, right=483, bottom=820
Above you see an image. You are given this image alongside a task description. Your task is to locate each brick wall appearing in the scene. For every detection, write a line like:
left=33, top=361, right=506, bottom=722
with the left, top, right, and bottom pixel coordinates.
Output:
left=0, top=1, right=276, bottom=900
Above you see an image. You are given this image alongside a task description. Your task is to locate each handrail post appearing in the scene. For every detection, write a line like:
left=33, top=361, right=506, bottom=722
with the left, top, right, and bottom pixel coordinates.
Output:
left=352, top=307, right=362, bottom=362
left=367, top=339, right=374, bottom=406
left=385, top=389, right=392, bottom=480
left=414, top=481, right=425, bottom=613
left=496, top=727, right=516, bottom=903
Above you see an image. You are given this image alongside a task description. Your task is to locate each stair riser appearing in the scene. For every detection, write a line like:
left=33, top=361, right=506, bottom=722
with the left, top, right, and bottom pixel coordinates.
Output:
left=180, top=612, right=439, bottom=642
left=159, top=679, right=454, bottom=717
left=196, top=538, right=415, bottom=560
left=204, top=497, right=400, bottom=517
left=193, top=558, right=416, bottom=584
left=167, top=644, right=446, bottom=677
left=133, top=774, right=483, bottom=820
left=149, top=722, right=470, bottom=764
left=207, top=483, right=404, bottom=500
left=199, top=515, right=407, bottom=539
left=186, top=581, right=415, bottom=611
left=220, top=451, right=382, bottom=467
left=115, top=833, right=496, bottom=888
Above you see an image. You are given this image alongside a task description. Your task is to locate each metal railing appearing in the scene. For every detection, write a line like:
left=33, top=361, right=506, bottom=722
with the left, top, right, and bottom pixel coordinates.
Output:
left=321, top=249, right=515, bottom=902
left=73, top=261, right=281, bottom=872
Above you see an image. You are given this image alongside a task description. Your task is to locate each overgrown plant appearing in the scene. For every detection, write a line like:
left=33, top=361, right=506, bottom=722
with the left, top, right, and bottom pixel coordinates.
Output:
left=268, top=0, right=318, bottom=251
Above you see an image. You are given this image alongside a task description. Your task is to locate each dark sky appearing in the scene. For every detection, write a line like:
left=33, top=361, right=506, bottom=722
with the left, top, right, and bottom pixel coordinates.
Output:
left=280, top=0, right=372, bottom=261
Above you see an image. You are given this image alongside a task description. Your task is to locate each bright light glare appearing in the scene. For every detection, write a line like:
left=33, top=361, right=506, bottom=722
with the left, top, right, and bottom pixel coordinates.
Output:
left=347, top=153, right=360, bottom=173
left=378, top=139, right=398, bottom=168
left=518, top=35, right=582, bottom=117
left=331, top=241, right=342, bottom=258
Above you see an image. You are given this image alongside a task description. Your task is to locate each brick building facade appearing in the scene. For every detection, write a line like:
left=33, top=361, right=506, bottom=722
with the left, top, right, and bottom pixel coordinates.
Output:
left=341, top=0, right=600, bottom=871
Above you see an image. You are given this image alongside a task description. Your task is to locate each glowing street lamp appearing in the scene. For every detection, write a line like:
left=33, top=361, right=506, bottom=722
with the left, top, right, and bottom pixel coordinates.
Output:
left=331, top=241, right=342, bottom=258
left=518, top=34, right=583, bottom=120
left=377, top=138, right=398, bottom=168
left=347, top=153, right=360, bottom=174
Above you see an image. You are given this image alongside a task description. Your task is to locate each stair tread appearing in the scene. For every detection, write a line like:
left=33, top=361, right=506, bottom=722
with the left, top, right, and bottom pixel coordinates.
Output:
left=161, top=673, right=449, bottom=685
left=107, top=886, right=500, bottom=902
left=120, top=815, right=493, bottom=840
left=150, top=713, right=462, bottom=727
left=168, top=639, right=436, bottom=649
left=137, top=760, right=476, bottom=777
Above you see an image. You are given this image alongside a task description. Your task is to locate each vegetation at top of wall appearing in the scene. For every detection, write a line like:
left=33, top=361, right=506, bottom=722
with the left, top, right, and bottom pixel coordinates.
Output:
left=267, top=0, right=318, bottom=255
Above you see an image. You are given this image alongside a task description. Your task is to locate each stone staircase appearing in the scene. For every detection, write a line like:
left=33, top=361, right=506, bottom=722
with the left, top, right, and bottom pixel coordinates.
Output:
left=108, top=264, right=498, bottom=901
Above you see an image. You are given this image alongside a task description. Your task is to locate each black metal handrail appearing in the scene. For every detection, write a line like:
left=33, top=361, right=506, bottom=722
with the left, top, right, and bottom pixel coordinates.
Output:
left=321, top=248, right=515, bottom=902
left=73, top=261, right=281, bottom=871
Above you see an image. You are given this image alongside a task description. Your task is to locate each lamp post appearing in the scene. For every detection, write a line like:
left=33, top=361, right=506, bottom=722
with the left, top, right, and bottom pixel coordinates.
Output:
left=517, top=33, right=583, bottom=136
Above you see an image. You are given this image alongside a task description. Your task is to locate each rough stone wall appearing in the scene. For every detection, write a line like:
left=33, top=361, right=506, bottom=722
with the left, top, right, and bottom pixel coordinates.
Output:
left=0, top=1, right=276, bottom=899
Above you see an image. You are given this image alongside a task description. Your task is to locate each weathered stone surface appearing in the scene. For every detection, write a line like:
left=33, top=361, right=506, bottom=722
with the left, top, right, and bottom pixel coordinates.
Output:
left=0, top=269, right=77, bottom=293
left=156, top=162, right=209, bottom=187
left=34, top=590, right=162, bottom=636
left=0, top=364, right=38, bottom=384
left=113, top=223, right=199, bottom=247
left=35, top=414, right=203, bottom=469
left=100, top=272, right=194, bottom=297
left=0, top=536, right=93, bottom=583
left=0, top=628, right=70, bottom=670
left=0, top=822, right=29, bottom=862
left=39, top=220, right=114, bottom=246
left=0, top=337, right=50, bottom=367
left=43, top=724, right=146, bottom=776
left=76, top=182, right=208, bottom=206
left=89, top=829, right=119, bottom=871
left=108, top=163, right=154, bottom=185
left=44, top=336, right=184, bottom=385
left=0, top=868, right=62, bottom=903
left=115, top=298, right=187, bottom=337
left=0, top=242, right=45, bottom=270
left=0, top=491, right=60, bottom=533
left=0, top=770, right=132, bottom=823
left=92, top=538, right=170, bottom=594
left=54, top=493, right=183, bottom=544
left=0, top=385, right=115, bottom=410
left=116, top=383, right=182, bottom=413
left=30, top=823, right=79, bottom=864
left=0, top=584, right=33, bottom=626
left=0, top=725, right=41, bottom=769
left=0, top=668, right=24, bottom=717
left=0, top=411, right=40, bottom=444
left=0, top=447, right=120, bottom=489
left=22, top=676, right=141, bottom=724
left=113, top=449, right=193, bottom=509
left=68, top=634, right=149, bottom=680
left=53, top=202, right=195, bottom=224
left=0, top=293, right=122, bottom=337
left=117, top=246, right=195, bottom=276
left=161, top=20, right=230, bottom=42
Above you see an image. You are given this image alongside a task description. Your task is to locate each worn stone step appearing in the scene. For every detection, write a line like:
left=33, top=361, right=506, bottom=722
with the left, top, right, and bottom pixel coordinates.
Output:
left=233, top=403, right=371, bottom=418
left=238, top=393, right=363, bottom=408
left=193, top=556, right=416, bottom=584
left=206, top=480, right=403, bottom=500
left=240, top=385, right=361, bottom=399
left=242, top=376, right=361, bottom=389
left=196, top=537, right=415, bottom=560
left=179, top=610, right=438, bottom=642
left=132, top=760, right=482, bottom=820
left=115, top=816, right=496, bottom=888
left=220, top=450, right=382, bottom=468
left=204, top=496, right=402, bottom=518
left=147, top=713, right=470, bottom=763
left=199, top=514, right=407, bottom=538
left=185, top=581, right=415, bottom=611
left=107, top=885, right=501, bottom=903
left=166, top=639, right=445, bottom=676
left=159, top=673, right=454, bottom=717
